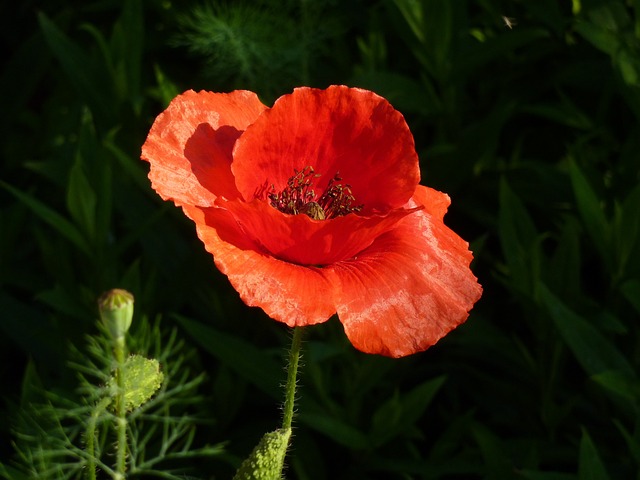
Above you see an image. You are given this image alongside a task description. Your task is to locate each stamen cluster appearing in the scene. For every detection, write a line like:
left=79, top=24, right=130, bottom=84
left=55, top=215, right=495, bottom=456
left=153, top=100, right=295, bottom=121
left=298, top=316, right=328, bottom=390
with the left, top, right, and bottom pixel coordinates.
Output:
left=266, top=166, right=362, bottom=220
left=318, top=173, right=363, bottom=218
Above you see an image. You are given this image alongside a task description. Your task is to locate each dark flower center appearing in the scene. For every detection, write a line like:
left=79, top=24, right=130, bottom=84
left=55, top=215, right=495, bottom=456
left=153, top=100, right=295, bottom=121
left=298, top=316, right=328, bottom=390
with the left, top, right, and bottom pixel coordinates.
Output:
left=265, top=166, right=363, bottom=220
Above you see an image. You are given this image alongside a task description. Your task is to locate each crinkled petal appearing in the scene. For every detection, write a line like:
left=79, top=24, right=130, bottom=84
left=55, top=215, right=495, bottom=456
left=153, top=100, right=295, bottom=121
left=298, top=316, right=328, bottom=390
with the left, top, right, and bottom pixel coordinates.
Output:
left=217, top=197, right=421, bottom=265
left=231, top=86, right=420, bottom=214
left=141, top=90, right=267, bottom=206
left=413, top=184, right=451, bottom=220
left=327, top=187, right=482, bottom=357
left=182, top=205, right=337, bottom=326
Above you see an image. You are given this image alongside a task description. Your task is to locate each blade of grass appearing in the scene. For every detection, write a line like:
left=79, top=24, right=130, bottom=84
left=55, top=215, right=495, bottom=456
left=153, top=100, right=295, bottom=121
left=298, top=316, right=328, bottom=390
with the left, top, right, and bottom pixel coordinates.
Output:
left=539, top=283, right=634, bottom=377
left=579, top=428, right=611, bottom=480
left=568, top=159, right=611, bottom=269
left=0, top=181, right=90, bottom=255
left=38, top=12, right=115, bottom=130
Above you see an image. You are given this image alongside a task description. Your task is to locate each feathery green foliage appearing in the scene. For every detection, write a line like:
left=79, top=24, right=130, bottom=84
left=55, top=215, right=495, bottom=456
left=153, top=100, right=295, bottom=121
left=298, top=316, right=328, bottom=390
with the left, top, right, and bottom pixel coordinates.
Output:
left=174, top=0, right=343, bottom=98
left=3, top=310, right=220, bottom=479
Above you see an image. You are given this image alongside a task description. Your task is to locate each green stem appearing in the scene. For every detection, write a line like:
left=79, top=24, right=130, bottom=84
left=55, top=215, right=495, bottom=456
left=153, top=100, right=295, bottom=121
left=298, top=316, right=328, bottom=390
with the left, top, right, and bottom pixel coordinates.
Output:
left=86, top=397, right=111, bottom=480
left=114, top=336, right=128, bottom=479
left=282, top=327, right=304, bottom=431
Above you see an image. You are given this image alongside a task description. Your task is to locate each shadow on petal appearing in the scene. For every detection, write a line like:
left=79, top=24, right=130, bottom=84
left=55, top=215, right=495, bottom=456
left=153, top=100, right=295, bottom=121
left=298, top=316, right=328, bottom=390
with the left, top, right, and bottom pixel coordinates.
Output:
left=185, top=123, right=243, bottom=202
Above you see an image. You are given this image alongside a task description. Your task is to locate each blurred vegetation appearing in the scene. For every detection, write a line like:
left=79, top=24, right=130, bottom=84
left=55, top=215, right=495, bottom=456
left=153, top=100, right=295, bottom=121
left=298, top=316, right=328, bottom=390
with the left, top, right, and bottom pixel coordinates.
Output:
left=1, top=0, right=640, bottom=478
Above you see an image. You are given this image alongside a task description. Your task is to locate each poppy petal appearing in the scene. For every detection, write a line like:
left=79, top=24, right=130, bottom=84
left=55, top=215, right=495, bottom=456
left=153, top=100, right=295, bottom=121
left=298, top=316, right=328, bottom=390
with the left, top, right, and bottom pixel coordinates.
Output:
left=412, top=184, right=451, bottom=220
left=182, top=205, right=338, bottom=326
left=231, top=86, right=420, bottom=214
left=141, top=90, right=267, bottom=206
left=328, top=189, right=482, bottom=357
left=217, top=197, right=422, bottom=265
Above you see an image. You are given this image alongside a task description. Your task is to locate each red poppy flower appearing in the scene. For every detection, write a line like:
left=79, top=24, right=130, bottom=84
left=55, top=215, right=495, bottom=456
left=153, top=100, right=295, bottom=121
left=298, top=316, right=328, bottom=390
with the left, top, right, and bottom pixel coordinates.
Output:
left=141, top=86, right=482, bottom=357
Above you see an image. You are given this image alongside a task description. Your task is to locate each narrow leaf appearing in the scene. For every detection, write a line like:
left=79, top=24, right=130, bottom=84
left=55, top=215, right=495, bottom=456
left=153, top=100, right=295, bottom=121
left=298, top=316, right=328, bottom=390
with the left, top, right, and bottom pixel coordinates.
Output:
left=579, top=429, right=611, bottom=480
left=121, top=0, right=144, bottom=107
left=591, top=370, right=640, bottom=403
left=499, top=178, right=540, bottom=294
left=621, top=279, right=640, bottom=315
left=539, top=283, right=634, bottom=377
left=370, top=376, right=445, bottom=447
left=66, top=155, right=97, bottom=242
left=613, top=419, right=640, bottom=465
left=518, top=471, right=576, bottom=480
left=614, top=183, right=640, bottom=278
left=0, top=181, right=90, bottom=255
left=471, top=423, right=512, bottom=478
left=575, top=22, right=620, bottom=56
left=297, top=412, right=369, bottom=450
left=568, top=160, right=611, bottom=267
left=174, top=315, right=282, bottom=399
left=152, top=64, right=181, bottom=107
left=37, top=12, right=114, bottom=128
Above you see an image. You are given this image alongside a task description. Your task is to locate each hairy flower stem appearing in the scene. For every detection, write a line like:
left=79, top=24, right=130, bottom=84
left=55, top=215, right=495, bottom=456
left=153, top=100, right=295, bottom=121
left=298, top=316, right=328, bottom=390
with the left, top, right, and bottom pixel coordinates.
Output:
left=282, top=327, right=304, bottom=431
left=86, top=397, right=111, bottom=480
left=113, top=336, right=128, bottom=479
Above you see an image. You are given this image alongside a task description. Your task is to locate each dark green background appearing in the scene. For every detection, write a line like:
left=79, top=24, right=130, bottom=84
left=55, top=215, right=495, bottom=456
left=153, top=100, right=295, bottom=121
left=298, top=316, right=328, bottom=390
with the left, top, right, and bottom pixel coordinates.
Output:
left=2, top=0, right=640, bottom=478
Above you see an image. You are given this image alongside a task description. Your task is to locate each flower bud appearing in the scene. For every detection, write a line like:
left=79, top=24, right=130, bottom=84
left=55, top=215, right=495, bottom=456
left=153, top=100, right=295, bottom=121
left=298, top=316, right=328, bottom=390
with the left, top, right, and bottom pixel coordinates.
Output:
left=233, top=428, right=291, bottom=480
left=98, top=289, right=134, bottom=340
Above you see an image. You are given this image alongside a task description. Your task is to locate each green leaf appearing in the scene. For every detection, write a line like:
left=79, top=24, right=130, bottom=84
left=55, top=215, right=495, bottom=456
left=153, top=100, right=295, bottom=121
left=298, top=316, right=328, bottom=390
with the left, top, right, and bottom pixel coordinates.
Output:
left=548, top=216, right=582, bottom=296
left=518, top=471, right=576, bottom=480
left=568, top=160, right=611, bottom=268
left=72, top=108, right=111, bottom=247
left=522, top=90, right=593, bottom=130
left=79, top=22, right=113, bottom=79
left=37, top=12, right=115, bottom=129
left=297, top=412, right=369, bottom=450
left=391, top=0, right=425, bottom=45
left=456, top=29, right=551, bottom=78
left=390, top=0, right=456, bottom=79
left=369, top=376, right=445, bottom=447
left=0, top=292, right=65, bottom=367
left=420, top=0, right=455, bottom=79
left=586, top=2, right=632, bottom=32
left=499, top=178, right=540, bottom=295
left=526, top=0, right=567, bottom=33
left=613, top=419, right=640, bottom=466
left=471, top=423, right=512, bottom=478
left=19, top=360, right=45, bottom=407
left=539, top=283, right=634, bottom=377
left=349, top=70, right=437, bottom=116
left=578, top=429, right=611, bottom=480
left=621, top=279, right=640, bottom=314
left=0, top=180, right=90, bottom=255
left=0, top=464, right=29, bottom=480
left=66, top=153, right=97, bottom=243
left=152, top=64, right=181, bottom=107
left=120, top=0, right=144, bottom=108
left=591, top=370, right=640, bottom=403
left=0, top=31, right=52, bottom=132
left=104, top=134, right=155, bottom=194
left=615, top=49, right=640, bottom=86
left=111, top=355, right=164, bottom=411
left=574, top=21, right=620, bottom=56
left=174, top=315, right=282, bottom=399
left=613, top=183, right=640, bottom=279
left=35, top=283, right=93, bottom=322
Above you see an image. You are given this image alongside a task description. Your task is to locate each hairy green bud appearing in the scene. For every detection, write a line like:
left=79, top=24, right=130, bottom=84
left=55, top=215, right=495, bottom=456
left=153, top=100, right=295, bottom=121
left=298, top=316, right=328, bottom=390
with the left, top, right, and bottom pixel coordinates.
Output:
left=233, top=428, right=292, bottom=480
